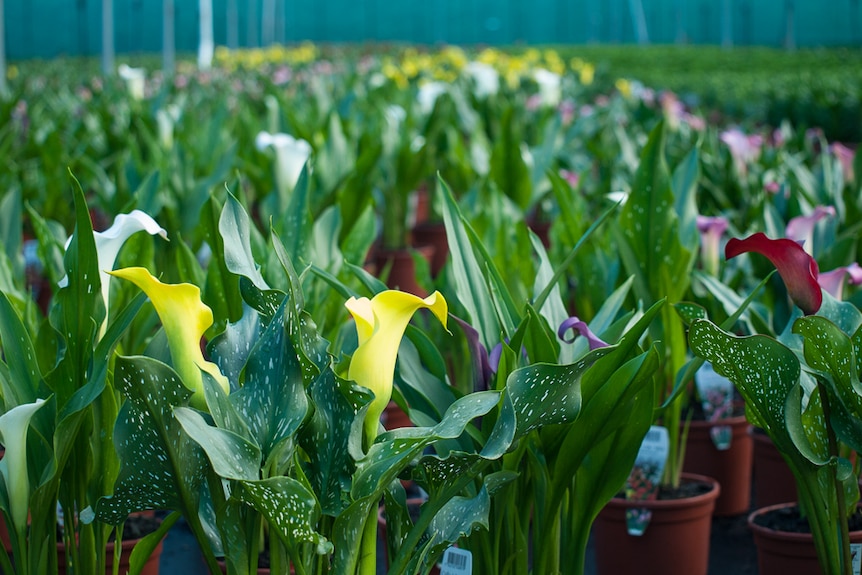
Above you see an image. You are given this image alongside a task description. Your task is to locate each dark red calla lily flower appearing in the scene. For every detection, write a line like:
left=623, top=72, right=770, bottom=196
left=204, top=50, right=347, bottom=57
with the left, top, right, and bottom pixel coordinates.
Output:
left=726, top=232, right=822, bottom=315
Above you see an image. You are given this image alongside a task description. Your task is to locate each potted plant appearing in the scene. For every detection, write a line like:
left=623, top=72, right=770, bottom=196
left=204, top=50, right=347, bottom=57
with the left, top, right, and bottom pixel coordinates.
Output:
left=688, top=232, right=862, bottom=575
left=0, top=180, right=170, bottom=574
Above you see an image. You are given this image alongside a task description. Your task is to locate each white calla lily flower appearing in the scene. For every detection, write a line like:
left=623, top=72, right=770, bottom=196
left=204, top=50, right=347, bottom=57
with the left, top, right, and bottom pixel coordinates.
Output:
left=255, top=131, right=312, bottom=197
left=464, top=61, right=499, bottom=98
left=0, top=399, right=47, bottom=531
left=118, top=64, right=146, bottom=100
left=60, top=210, right=168, bottom=332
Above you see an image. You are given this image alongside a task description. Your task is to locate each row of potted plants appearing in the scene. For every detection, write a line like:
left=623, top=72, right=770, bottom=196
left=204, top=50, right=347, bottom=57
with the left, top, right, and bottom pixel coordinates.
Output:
left=0, top=44, right=860, bottom=574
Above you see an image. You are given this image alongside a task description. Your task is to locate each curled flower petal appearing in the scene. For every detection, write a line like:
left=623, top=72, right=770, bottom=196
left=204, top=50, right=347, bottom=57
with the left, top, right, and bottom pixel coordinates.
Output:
left=109, top=267, right=229, bottom=408
left=817, top=263, right=862, bottom=300
left=0, top=399, right=47, bottom=531
left=558, top=316, right=608, bottom=350
left=346, top=290, right=448, bottom=439
left=255, top=130, right=312, bottom=196
left=60, top=210, right=168, bottom=335
left=726, top=232, right=822, bottom=315
left=696, top=215, right=729, bottom=277
left=450, top=314, right=492, bottom=392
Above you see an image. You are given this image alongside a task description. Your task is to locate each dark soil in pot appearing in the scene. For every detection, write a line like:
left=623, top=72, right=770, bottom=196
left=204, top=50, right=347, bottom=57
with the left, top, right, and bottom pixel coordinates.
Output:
left=751, top=504, right=862, bottom=533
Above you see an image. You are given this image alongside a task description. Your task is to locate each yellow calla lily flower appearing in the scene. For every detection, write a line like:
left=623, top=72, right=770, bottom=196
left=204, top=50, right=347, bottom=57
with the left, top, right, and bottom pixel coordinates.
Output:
left=345, top=290, right=448, bottom=440
left=109, top=267, right=229, bottom=408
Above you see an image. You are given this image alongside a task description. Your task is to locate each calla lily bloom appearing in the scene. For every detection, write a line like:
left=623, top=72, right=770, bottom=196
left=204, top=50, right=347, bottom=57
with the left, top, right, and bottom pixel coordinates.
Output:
left=345, top=290, right=448, bottom=440
left=830, top=142, right=856, bottom=184
left=720, top=128, right=763, bottom=176
left=818, top=263, right=862, bottom=300
left=533, top=68, right=562, bottom=107
left=0, top=399, right=46, bottom=531
left=255, top=131, right=312, bottom=197
left=61, top=210, right=167, bottom=333
left=726, top=232, right=822, bottom=315
left=558, top=316, right=607, bottom=350
left=785, top=205, right=835, bottom=255
left=118, top=64, right=146, bottom=100
left=417, top=81, right=447, bottom=115
left=109, top=267, right=229, bottom=408
left=464, top=61, right=499, bottom=98
left=696, top=215, right=729, bottom=277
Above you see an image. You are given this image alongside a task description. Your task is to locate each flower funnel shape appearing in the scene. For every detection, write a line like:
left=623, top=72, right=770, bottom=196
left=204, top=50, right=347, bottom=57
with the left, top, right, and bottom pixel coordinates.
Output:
left=109, top=267, right=229, bottom=408
left=726, top=232, right=822, bottom=315
left=346, top=290, right=448, bottom=440
left=0, top=399, right=46, bottom=531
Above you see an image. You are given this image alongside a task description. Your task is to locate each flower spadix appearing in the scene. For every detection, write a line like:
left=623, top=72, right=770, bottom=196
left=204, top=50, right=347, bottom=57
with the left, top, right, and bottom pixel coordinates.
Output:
left=345, top=290, right=448, bottom=439
left=0, top=398, right=46, bottom=531
left=109, top=267, right=228, bottom=408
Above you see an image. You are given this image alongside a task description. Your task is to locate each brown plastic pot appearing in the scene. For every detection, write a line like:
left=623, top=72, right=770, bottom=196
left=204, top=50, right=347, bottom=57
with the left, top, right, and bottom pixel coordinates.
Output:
left=750, top=427, right=797, bottom=508
left=682, top=414, right=753, bottom=515
left=592, top=472, right=720, bottom=575
left=748, top=502, right=862, bottom=575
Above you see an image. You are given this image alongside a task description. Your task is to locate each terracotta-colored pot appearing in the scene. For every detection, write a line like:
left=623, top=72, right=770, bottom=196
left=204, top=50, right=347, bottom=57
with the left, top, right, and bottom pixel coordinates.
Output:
left=592, top=472, right=720, bottom=575
left=371, top=245, right=434, bottom=297
left=411, top=221, right=448, bottom=277
left=748, top=502, right=862, bottom=575
left=682, top=414, right=753, bottom=515
left=57, top=536, right=163, bottom=575
left=750, top=428, right=797, bottom=508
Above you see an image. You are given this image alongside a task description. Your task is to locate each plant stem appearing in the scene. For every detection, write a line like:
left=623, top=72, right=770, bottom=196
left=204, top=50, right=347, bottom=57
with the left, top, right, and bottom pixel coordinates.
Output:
left=357, top=503, right=378, bottom=575
left=818, top=384, right=853, bottom=575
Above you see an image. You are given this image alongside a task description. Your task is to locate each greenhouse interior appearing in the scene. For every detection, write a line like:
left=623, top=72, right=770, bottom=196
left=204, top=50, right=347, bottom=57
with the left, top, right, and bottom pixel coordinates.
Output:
left=1, top=1, right=862, bottom=574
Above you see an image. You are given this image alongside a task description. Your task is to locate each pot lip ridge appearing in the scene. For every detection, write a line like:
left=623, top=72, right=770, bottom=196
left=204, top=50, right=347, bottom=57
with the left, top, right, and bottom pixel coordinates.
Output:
left=747, top=501, right=862, bottom=542
left=606, top=472, right=721, bottom=511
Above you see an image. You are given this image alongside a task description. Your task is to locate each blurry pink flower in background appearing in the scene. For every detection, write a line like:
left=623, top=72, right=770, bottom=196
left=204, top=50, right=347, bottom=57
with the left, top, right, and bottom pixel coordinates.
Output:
left=785, top=205, right=836, bottom=255
left=526, top=94, right=543, bottom=110
left=559, top=169, right=580, bottom=188
left=763, top=180, right=781, bottom=194
left=579, top=104, right=594, bottom=117
left=696, top=215, right=729, bottom=277
left=661, top=91, right=685, bottom=128
left=559, top=99, right=576, bottom=124
left=272, top=66, right=292, bottom=85
left=818, top=263, right=862, bottom=301
left=720, top=128, right=763, bottom=176
left=830, top=142, right=856, bottom=183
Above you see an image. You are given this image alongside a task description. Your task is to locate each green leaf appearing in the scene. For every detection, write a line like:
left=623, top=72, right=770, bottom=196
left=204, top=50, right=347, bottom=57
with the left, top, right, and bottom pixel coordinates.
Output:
left=299, top=371, right=372, bottom=516
left=236, top=477, right=331, bottom=554
left=220, top=192, right=269, bottom=290
left=95, top=356, right=207, bottom=524
left=794, top=316, right=862, bottom=453
left=128, top=511, right=180, bottom=575
left=617, top=121, right=694, bottom=303
left=174, top=406, right=261, bottom=481
left=353, top=391, right=502, bottom=499
left=0, top=291, right=42, bottom=407
left=230, top=298, right=308, bottom=464
left=278, top=163, right=313, bottom=265
left=440, top=176, right=501, bottom=352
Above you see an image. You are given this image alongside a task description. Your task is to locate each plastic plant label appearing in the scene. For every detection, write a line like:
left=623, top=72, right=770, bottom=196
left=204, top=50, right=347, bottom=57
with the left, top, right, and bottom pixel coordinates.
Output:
left=440, top=547, right=472, bottom=575
left=625, top=425, right=669, bottom=536
left=852, top=543, right=861, bottom=575
left=695, top=362, right=735, bottom=450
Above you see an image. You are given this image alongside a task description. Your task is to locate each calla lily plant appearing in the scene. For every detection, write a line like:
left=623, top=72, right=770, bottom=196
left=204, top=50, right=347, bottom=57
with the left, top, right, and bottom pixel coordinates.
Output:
left=687, top=231, right=862, bottom=575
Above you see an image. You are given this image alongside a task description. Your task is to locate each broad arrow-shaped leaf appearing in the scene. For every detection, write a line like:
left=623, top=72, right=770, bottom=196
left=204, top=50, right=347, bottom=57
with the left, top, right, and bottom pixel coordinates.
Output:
left=95, top=355, right=206, bottom=524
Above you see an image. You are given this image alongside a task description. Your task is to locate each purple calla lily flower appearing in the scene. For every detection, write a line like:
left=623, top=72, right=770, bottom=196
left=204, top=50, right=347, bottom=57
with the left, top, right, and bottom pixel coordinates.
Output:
left=720, top=128, right=763, bottom=176
left=450, top=314, right=493, bottom=391
left=726, top=232, right=822, bottom=315
left=558, top=316, right=607, bottom=350
left=696, top=215, right=729, bottom=277
left=818, top=263, right=862, bottom=301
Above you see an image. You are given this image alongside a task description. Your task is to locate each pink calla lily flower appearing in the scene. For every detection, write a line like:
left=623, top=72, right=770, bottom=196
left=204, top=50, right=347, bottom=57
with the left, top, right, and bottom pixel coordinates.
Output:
left=696, top=215, right=729, bottom=277
left=817, top=263, right=862, bottom=301
left=830, top=142, right=856, bottom=184
left=785, top=206, right=836, bottom=255
left=726, top=232, right=822, bottom=315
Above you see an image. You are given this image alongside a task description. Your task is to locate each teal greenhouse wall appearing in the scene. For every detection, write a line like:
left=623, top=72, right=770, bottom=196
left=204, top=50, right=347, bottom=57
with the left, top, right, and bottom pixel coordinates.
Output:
left=4, top=0, right=861, bottom=60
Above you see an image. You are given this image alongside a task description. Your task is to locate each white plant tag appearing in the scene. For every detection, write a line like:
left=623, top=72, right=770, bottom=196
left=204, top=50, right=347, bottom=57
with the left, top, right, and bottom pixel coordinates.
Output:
left=851, top=543, right=861, bottom=575
left=440, top=547, right=472, bottom=575
left=625, top=425, right=669, bottom=536
left=695, top=362, right=735, bottom=450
